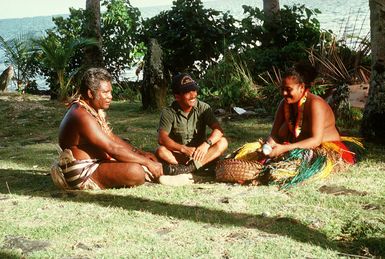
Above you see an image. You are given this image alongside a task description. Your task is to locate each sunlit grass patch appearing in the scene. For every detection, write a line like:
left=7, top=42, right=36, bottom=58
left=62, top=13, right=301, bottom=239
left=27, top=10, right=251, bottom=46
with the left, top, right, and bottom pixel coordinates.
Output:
left=0, top=94, right=384, bottom=258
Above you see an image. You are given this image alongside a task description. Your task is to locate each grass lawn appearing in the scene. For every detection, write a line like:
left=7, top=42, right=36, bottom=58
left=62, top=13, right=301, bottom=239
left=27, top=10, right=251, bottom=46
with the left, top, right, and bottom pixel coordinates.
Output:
left=0, top=93, right=384, bottom=258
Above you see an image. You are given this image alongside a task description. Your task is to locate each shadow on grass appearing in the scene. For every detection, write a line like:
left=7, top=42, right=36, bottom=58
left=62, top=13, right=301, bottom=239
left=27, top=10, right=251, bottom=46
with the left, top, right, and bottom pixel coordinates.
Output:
left=3, top=169, right=384, bottom=257
left=0, top=251, right=21, bottom=259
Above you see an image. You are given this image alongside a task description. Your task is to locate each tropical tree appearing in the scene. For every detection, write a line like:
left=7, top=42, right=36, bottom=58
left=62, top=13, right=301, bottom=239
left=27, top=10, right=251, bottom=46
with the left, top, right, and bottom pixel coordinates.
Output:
left=34, top=33, right=97, bottom=100
left=233, top=4, right=322, bottom=75
left=142, top=0, right=236, bottom=75
left=49, top=0, right=142, bottom=81
left=101, top=0, right=143, bottom=79
left=263, top=0, right=280, bottom=15
left=0, top=34, right=38, bottom=92
left=262, top=0, right=281, bottom=47
left=361, top=0, right=385, bottom=143
left=84, top=0, right=103, bottom=67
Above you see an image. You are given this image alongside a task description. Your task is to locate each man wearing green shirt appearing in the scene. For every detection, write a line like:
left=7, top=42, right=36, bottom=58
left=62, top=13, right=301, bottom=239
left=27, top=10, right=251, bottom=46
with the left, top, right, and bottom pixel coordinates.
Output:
left=156, top=73, right=228, bottom=175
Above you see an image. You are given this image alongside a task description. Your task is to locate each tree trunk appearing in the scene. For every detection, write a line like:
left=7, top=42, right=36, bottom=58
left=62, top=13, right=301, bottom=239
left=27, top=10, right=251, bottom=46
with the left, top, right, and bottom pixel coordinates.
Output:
left=361, top=0, right=385, bottom=143
left=262, top=0, right=280, bottom=46
left=263, top=0, right=280, bottom=17
left=84, top=0, right=103, bottom=67
left=141, top=38, right=168, bottom=110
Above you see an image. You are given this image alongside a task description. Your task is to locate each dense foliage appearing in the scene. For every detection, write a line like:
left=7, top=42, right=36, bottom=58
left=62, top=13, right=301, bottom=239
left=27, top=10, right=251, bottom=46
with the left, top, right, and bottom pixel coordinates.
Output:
left=142, top=0, right=237, bottom=76
left=1, top=0, right=370, bottom=115
left=233, top=4, right=325, bottom=75
left=101, top=0, right=144, bottom=78
left=37, top=0, right=143, bottom=95
left=193, top=4, right=329, bottom=110
left=33, top=33, right=97, bottom=100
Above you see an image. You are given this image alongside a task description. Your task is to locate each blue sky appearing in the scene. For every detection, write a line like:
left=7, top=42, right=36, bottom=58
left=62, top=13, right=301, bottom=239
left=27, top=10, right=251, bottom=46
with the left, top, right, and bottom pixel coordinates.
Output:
left=0, top=0, right=182, bottom=19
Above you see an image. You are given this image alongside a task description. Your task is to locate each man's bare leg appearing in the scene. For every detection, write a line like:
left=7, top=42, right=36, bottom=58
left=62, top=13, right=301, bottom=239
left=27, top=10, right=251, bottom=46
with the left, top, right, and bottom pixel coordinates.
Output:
left=92, top=160, right=194, bottom=187
left=156, top=137, right=228, bottom=167
left=155, top=137, right=227, bottom=176
left=200, top=137, right=228, bottom=166
left=91, top=162, right=146, bottom=188
left=155, top=146, right=183, bottom=165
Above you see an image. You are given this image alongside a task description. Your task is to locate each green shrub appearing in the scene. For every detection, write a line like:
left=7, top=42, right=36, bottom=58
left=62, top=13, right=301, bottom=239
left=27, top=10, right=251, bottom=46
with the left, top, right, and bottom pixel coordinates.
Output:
left=46, top=0, right=143, bottom=82
left=112, top=81, right=141, bottom=101
left=234, top=4, right=325, bottom=75
left=142, top=0, right=236, bottom=75
left=199, top=53, right=259, bottom=109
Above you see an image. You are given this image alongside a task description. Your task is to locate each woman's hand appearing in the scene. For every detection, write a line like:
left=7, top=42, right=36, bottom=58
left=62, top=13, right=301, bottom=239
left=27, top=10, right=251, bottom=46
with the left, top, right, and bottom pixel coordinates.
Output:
left=267, top=143, right=288, bottom=158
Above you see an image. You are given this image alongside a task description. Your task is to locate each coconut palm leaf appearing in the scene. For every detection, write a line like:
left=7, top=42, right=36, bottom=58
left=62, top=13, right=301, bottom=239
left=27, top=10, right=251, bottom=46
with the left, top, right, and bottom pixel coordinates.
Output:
left=33, top=34, right=97, bottom=100
left=0, top=33, right=38, bottom=91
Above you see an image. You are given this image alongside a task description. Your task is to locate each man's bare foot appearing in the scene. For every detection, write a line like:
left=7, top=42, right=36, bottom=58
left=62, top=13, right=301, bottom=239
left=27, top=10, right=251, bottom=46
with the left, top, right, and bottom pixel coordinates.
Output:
left=158, top=173, right=194, bottom=186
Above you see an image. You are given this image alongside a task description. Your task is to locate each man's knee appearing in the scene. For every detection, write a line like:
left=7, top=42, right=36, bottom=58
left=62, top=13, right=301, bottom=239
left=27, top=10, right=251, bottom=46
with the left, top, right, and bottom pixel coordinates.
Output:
left=156, top=145, right=182, bottom=164
left=124, top=163, right=146, bottom=186
left=155, top=145, right=169, bottom=157
left=214, top=137, right=228, bottom=154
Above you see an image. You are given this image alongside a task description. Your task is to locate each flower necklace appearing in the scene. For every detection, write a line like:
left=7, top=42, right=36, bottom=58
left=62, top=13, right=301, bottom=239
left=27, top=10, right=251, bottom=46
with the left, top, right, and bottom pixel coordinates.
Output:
left=72, top=98, right=112, bottom=136
left=284, top=89, right=309, bottom=139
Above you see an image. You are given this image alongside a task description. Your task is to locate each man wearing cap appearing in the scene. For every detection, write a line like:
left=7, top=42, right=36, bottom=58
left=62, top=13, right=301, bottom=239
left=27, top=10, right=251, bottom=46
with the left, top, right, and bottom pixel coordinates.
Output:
left=156, top=73, right=228, bottom=175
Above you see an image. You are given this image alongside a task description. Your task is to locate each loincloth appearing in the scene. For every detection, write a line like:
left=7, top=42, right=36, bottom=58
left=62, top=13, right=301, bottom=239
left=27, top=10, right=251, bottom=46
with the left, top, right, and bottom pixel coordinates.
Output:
left=50, top=149, right=101, bottom=190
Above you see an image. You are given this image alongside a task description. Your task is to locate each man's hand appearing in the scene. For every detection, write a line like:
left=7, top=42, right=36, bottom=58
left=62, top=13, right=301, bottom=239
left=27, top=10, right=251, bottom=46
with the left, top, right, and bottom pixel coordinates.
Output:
left=143, top=152, right=158, bottom=162
left=181, top=145, right=196, bottom=157
left=146, top=161, right=163, bottom=178
left=192, top=142, right=210, bottom=162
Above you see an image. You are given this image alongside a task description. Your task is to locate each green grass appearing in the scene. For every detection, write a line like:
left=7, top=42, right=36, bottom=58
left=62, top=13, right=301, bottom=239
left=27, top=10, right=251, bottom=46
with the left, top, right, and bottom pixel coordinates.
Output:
left=0, top=92, right=384, bottom=258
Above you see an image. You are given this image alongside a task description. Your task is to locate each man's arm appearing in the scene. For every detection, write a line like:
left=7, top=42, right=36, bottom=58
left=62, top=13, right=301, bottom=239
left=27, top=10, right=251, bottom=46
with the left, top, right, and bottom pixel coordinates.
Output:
left=206, top=122, right=224, bottom=144
left=158, top=129, right=196, bottom=157
left=192, top=121, right=224, bottom=161
left=76, top=110, right=162, bottom=177
left=110, top=133, right=158, bottom=161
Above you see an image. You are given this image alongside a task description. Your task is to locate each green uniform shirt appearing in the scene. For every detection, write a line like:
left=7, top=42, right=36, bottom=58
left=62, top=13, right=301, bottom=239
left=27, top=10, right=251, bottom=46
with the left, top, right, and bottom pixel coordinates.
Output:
left=158, top=100, right=219, bottom=147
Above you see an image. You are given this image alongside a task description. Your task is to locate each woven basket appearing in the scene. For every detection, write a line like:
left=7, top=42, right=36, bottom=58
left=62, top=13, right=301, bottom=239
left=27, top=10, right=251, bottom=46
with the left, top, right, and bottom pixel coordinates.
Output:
left=215, top=159, right=264, bottom=183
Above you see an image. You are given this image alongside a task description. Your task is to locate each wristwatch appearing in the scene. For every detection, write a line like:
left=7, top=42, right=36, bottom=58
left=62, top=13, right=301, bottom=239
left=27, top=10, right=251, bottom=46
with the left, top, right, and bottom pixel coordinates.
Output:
left=205, top=139, right=213, bottom=146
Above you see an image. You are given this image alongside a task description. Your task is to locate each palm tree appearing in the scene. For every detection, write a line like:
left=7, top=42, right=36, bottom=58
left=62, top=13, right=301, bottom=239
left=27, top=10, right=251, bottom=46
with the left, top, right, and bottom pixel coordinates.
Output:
left=84, top=0, right=103, bottom=67
left=262, top=0, right=281, bottom=47
left=0, top=33, right=38, bottom=92
left=34, top=33, right=97, bottom=100
left=263, top=0, right=280, bottom=18
left=361, top=0, right=385, bottom=142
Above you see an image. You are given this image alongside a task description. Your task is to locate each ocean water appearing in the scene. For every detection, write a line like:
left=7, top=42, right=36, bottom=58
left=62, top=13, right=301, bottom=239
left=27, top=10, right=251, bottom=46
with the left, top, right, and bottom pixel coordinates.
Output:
left=0, top=0, right=369, bottom=89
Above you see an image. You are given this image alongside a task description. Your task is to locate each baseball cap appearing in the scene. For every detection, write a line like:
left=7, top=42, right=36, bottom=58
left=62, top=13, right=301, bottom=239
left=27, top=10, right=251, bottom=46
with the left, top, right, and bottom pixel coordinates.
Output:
left=171, top=73, right=199, bottom=94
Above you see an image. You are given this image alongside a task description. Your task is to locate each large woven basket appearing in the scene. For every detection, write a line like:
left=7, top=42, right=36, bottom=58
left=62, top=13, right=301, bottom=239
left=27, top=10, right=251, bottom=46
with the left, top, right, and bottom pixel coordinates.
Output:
left=215, top=159, right=264, bottom=184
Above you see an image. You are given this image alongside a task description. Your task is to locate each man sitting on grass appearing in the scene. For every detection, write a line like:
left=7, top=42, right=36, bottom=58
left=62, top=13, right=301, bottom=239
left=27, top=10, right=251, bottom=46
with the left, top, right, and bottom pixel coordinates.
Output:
left=51, top=68, right=192, bottom=190
left=156, top=73, right=228, bottom=175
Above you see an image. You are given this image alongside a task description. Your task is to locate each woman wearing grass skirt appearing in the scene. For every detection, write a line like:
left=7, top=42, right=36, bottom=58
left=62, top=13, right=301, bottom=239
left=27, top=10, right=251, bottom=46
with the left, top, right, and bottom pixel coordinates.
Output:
left=216, top=62, right=364, bottom=188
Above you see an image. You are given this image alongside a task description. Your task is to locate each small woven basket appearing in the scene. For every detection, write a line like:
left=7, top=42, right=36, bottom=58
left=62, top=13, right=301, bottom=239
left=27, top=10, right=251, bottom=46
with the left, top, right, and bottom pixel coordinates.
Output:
left=215, top=159, right=264, bottom=184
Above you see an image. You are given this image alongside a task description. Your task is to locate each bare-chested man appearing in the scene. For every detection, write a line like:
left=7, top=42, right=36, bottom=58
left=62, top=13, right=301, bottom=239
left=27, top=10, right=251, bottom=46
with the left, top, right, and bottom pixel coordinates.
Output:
left=266, top=63, right=341, bottom=157
left=53, top=68, right=164, bottom=190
